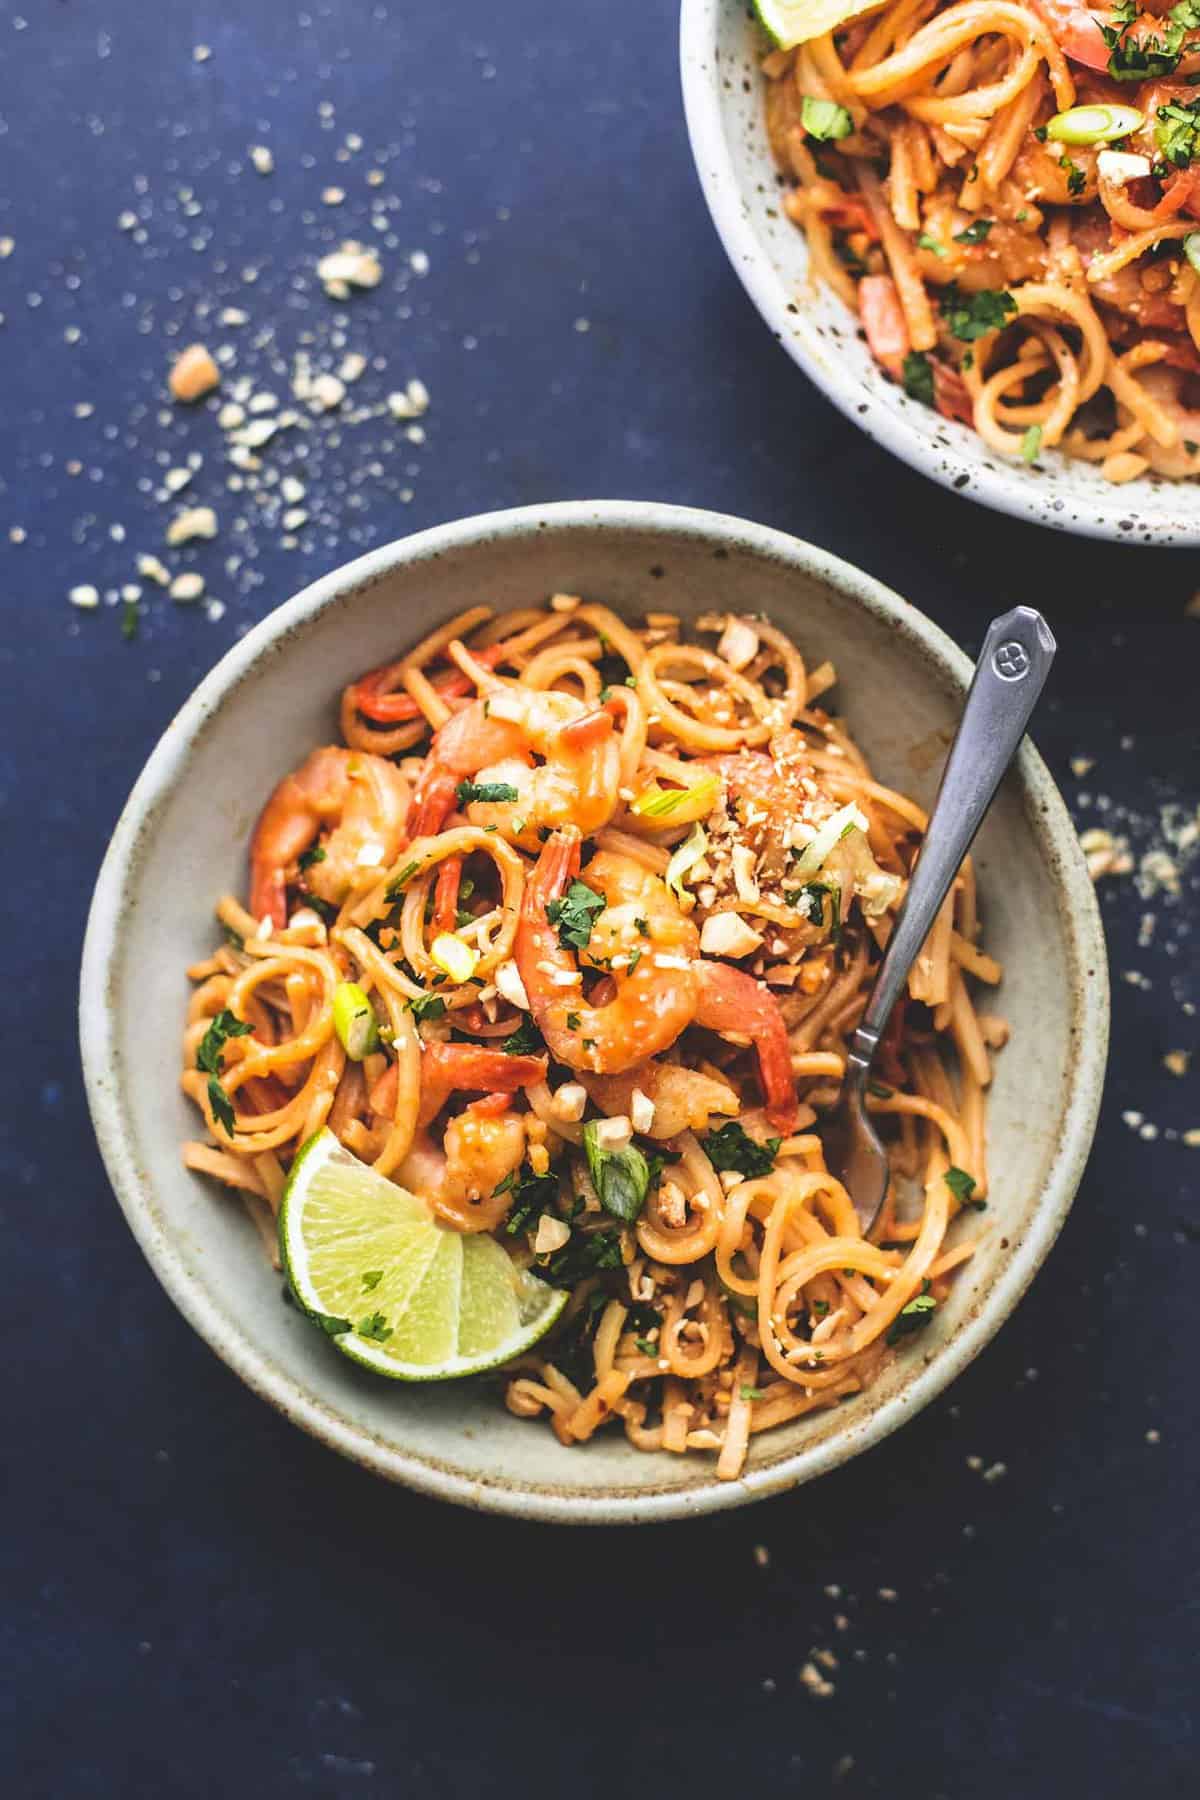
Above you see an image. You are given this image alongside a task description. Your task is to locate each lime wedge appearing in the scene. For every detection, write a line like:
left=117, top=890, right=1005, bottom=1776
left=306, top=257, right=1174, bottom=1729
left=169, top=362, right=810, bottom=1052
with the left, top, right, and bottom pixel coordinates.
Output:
left=279, top=1130, right=567, bottom=1380
left=754, top=0, right=881, bottom=49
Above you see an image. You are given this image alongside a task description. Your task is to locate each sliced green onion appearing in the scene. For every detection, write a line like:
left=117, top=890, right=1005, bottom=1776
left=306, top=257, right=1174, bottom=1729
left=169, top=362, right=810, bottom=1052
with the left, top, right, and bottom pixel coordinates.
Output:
left=631, top=771, right=720, bottom=825
left=801, top=95, right=854, bottom=142
left=333, top=982, right=380, bottom=1060
left=665, top=824, right=708, bottom=901
left=1021, top=424, right=1043, bottom=465
left=1045, top=104, right=1143, bottom=146
left=1185, top=232, right=1200, bottom=277
left=789, top=803, right=868, bottom=878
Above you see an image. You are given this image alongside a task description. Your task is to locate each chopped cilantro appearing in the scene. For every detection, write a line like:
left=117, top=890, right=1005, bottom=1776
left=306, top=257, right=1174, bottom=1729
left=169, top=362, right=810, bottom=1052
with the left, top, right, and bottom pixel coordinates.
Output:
left=916, top=231, right=947, bottom=259
left=939, top=285, right=1017, bottom=341
left=313, top=1311, right=351, bottom=1336
left=357, top=1311, right=394, bottom=1343
left=1021, top=425, right=1043, bottom=464
left=945, top=1165, right=985, bottom=1209
left=954, top=218, right=994, bottom=244
left=701, top=1121, right=781, bottom=1179
left=545, top=879, right=606, bottom=950
left=635, top=916, right=650, bottom=936
left=297, top=844, right=326, bottom=871
left=1060, top=154, right=1087, bottom=196
left=196, top=1008, right=253, bottom=1138
left=456, top=779, right=520, bottom=806
left=500, top=1016, right=544, bottom=1056
left=540, top=1225, right=624, bottom=1288
left=886, top=1293, right=937, bottom=1345
left=626, top=948, right=643, bottom=975
left=867, top=1080, right=894, bottom=1100
left=1155, top=97, right=1200, bottom=167
left=360, top=1270, right=384, bottom=1292
left=565, top=1011, right=581, bottom=1032
left=739, top=1385, right=765, bottom=1401
left=503, top=1165, right=563, bottom=1236
left=1102, top=9, right=1186, bottom=79
left=901, top=350, right=935, bottom=406
left=634, top=1337, right=658, bottom=1356
left=120, top=597, right=139, bottom=641
left=409, top=992, right=448, bottom=1023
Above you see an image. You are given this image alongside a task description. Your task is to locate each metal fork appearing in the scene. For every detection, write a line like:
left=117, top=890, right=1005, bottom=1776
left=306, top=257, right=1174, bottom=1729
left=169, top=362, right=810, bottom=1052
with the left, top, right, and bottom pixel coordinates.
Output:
left=821, top=607, right=1057, bottom=1233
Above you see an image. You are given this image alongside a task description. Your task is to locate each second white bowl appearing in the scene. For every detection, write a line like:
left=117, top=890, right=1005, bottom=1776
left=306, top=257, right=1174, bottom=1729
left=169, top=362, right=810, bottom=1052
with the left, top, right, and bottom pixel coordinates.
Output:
left=680, top=0, right=1200, bottom=545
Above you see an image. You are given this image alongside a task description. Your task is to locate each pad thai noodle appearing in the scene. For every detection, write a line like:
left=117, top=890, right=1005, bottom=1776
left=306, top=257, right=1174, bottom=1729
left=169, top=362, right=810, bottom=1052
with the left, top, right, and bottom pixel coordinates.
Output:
left=763, top=0, right=1200, bottom=482
left=181, top=597, right=1003, bottom=1479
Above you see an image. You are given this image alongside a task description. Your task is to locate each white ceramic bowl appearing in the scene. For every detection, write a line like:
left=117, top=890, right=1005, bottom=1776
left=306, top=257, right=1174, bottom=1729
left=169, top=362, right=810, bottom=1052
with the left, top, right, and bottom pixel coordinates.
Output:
left=680, top=0, right=1200, bottom=545
left=80, top=501, right=1108, bottom=1522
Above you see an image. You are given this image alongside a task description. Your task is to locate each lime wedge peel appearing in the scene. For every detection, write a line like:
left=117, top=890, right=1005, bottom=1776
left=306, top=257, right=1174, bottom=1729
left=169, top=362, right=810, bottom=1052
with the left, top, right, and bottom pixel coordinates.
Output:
left=754, top=0, right=882, bottom=50
left=279, top=1129, right=567, bottom=1381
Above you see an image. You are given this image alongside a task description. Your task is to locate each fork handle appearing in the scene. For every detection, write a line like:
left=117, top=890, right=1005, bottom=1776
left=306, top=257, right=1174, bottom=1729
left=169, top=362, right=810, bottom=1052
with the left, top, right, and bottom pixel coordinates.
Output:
left=846, top=606, right=1056, bottom=1080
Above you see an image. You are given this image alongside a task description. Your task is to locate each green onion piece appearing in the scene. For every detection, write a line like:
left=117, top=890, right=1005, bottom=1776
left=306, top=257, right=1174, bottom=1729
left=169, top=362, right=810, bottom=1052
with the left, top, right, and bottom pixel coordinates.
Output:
left=665, top=824, right=708, bottom=901
left=1021, top=424, right=1043, bottom=465
left=801, top=95, right=854, bottom=142
left=1045, top=103, right=1143, bottom=146
left=789, top=802, right=868, bottom=878
left=630, top=770, right=720, bottom=823
left=332, top=982, right=380, bottom=1060
left=1185, top=232, right=1200, bottom=277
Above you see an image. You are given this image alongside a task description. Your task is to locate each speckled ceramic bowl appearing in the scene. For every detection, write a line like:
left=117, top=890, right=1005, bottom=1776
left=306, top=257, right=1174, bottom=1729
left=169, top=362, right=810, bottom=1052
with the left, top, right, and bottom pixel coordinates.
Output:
left=80, top=502, right=1108, bottom=1522
left=680, top=0, right=1200, bottom=545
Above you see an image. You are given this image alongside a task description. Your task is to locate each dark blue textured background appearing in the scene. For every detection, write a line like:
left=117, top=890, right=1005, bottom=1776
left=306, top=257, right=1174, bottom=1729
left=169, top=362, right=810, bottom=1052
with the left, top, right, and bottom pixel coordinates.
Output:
left=2, top=2, right=1197, bottom=1794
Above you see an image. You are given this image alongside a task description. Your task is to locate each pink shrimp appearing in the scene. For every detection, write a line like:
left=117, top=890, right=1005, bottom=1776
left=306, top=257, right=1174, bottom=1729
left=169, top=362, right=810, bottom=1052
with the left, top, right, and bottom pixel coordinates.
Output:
left=1070, top=211, right=1190, bottom=330
left=859, top=274, right=910, bottom=380
left=694, top=962, right=799, bottom=1136
left=406, top=684, right=621, bottom=850
left=393, top=1106, right=529, bottom=1233
left=515, top=830, right=701, bottom=1075
left=248, top=746, right=409, bottom=929
left=367, top=1041, right=548, bottom=1128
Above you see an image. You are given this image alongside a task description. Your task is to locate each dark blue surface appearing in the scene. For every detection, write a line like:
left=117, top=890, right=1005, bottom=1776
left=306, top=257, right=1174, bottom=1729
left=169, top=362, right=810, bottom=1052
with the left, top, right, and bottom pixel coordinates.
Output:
left=3, top=2, right=1197, bottom=1794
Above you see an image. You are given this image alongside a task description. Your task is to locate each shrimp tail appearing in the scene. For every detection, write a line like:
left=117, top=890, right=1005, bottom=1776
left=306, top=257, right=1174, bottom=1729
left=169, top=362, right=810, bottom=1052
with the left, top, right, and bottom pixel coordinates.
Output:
left=416, top=1042, right=549, bottom=1127
left=695, top=961, right=799, bottom=1135
left=432, top=858, right=462, bottom=935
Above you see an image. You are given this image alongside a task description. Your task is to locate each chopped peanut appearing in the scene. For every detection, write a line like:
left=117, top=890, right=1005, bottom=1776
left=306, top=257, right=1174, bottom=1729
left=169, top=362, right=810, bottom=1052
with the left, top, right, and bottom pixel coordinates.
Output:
left=168, top=343, right=221, bottom=403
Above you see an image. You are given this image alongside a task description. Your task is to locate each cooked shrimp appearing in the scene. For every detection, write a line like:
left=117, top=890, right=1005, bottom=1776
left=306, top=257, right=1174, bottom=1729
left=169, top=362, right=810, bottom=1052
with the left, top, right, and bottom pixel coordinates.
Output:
left=516, top=830, right=701, bottom=1075
left=367, top=1041, right=548, bottom=1128
left=408, top=683, right=621, bottom=849
left=694, top=961, right=799, bottom=1135
left=1070, top=212, right=1189, bottom=332
left=249, top=747, right=409, bottom=930
left=582, top=1062, right=739, bottom=1139
left=394, top=1104, right=528, bottom=1233
left=1026, top=0, right=1112, bottom=69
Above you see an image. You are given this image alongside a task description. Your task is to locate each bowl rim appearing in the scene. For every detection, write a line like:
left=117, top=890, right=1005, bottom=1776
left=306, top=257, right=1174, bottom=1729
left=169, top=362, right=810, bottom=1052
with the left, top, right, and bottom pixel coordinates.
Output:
left=80, top=499, right=1109, bottom=1523
left=679, top=0, right=1200, bottom=547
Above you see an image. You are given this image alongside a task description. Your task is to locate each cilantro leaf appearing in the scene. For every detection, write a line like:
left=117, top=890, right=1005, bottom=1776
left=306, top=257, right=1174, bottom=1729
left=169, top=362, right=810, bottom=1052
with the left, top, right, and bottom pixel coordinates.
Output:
left=1155, top=97, right=1200, bottom=167
left=357, top=1311, right=394, bottom=1343
left=297, top=844, right=326, bottom=871
left=945, top=1165, right=986, bottom=1210
left=503, top=1165, right=563, bottom=1237
left=312, top=1311, right=352, bottom=1336
left=1102, top=14, right=1185, bottom=79
left=409, top=992, right=448, bottom=1023
left=540, top=1225, right=624, bottom=1288
left=1021, top=425, right=1043, bottom=464
left=886, top=1293, right=937, bottom=1345
left=739, top=1385, right=765, bottom=1401
left=582, top=1121, right=652, bottom=1224
left=545, top=880, right=606, bottom=951
left=700, top=1122, right=781, bottom=1179
left=196, top=1008, right=253, bottom=1076
left=901, top=350, right=935, bottom=406
left=938, top=285, right=1017, bottom=341
left=456, top=780, right=521, bottom=806
left=954, top=218, right=994, bottom=245
left=500, top=1016, right=544, bottom=1056
left=360, top=1270, right=384, bottom=1292
left=916, top=231, right=947, bottom=259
